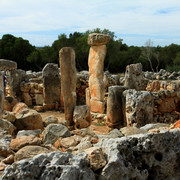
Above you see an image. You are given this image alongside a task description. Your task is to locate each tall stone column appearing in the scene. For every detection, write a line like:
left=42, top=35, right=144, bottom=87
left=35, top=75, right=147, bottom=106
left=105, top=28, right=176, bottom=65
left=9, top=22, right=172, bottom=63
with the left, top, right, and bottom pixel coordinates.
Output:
left=88, top=33, right=110, bottom=113
left=0, top=59, right=17, bottom=118
left=59, top=47, right=76, bottom=127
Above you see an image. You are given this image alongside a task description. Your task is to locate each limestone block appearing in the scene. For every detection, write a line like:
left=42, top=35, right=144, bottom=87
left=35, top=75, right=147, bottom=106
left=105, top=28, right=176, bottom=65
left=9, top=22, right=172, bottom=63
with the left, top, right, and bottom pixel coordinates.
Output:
left=12, top=102, right=28, bottom=114
left=86, top=88, right=91, bottom=107
left=0, top=90, right=4, bottom=118
left=15, top=108, right=44, bottom=131
left=59, top=47, right=76, bottom=126
left=0, top=59, right=17, bottom=71
left=124, top=89, right=154, bottom=127
left=34, top=94, right=43, bottom=105
left=106, top=86, right=126, bottom=128
left=90, top=99, right=105, bottom=114
left=16, top=129, right=41, bottom=138
left=22, top=92, right=32, bottom=106
left=73, top=105, right=91, bottom=129
left=42, top=124, right=71, bottom=144
left=0, top=136, right=14, bottom=157
left=43, top=115, right=59, bottom=126
left=10, top=135, right=41, bottom=151
left=14, top=145, right=51, bottom=162
left=0, top=119, right=16, bottom=135
left=88, top=33, right=110, bottom=46
left=124, top=63, right=144, bottom=90
left=42, top=63, right=61, bottom=105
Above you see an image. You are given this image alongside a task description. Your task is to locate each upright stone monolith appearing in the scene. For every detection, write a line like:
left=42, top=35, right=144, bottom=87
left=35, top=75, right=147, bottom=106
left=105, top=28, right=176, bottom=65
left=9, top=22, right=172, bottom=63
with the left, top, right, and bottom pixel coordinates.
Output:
left=106, top=86, right=127, bottom=128
left=88, top=33, right=110, bottom=113
left=59, top=47, right=76, bottom=127
left=124, top=63, right=144, bottom=90
left=0, top=59, right=17, bottom=118
left=42, top=63, right=61, bottom=110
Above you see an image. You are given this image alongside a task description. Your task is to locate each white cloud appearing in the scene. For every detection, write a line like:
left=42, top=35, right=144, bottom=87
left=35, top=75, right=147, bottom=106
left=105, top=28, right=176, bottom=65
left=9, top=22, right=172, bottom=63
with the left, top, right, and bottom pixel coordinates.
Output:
left=0, top=0, right=180, bottom=46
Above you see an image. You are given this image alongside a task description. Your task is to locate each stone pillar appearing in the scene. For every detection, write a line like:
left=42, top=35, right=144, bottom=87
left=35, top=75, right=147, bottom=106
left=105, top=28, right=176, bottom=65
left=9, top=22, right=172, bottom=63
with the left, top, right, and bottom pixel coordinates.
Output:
left=0, top=59, right=17, bottom=118
left=59, top=47, right=76, bottom=127
left=42, top=63, right=61, bottom=110
left=106, top=86, right=127, bottom=128
left=124, top=63, right=144, bottom=91
left=88, top=33, right=110, bottom=113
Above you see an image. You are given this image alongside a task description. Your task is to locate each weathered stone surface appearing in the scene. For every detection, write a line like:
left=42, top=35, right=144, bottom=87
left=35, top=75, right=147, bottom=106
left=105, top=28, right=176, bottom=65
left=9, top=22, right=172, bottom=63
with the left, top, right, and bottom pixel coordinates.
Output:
left=1, top=154, right=14, bottom=164
left=34, top=94, right=44, bottom=105
left=73, top=128, right=97, bottom=138
left=43, top=115, right=59, bottom=126
left=140, top=123, right=169, bottom=131
left=10, top=135, right=41, bottom=151
left=15, top=108, right=44, bottom=131
left=85, top=87, right=90, bottom=107
left=88, top=33, right=110, bottom=46
left=96, top=129, right=180, bottom=180
left=60, top=135, right=82, bottom=149
left=124, top=63, right=144, bottom=90
left=9, top=69, right=26, bottom=98
left=88, top=44, right=107, bottom=113
left=0, top=59, right=17, bottom=71
left=12, top=102, right=28, bottom=114
left=85, top=147, right=106, bottom=171
left=73, top=105, right=91, bottom=129
left=0, top=136, right=14, bottom=157
left=2, top=111, right=16, bottom=123
left=42, top=63, right=61, bottom=106
left=107, top=129, right=123, bottom=138
left=124, top=89, right=154, bottom=127
left=59, top=47, right=76, bottom=126
left=14, top=145, right=51, bottom=162
left=0, top=119, right=16, bottom=135
left=158, top=97, right=176, bottom=113
left=42, top=124, right=71, bottom=144
left=106, top=86, right=126, bottom=128
left=2, top=151, right=96, bottom=180
left=75, top=137, right=92, bottom=153
left=22, top=92, right=32, bottom=106
left=16, top=129, right=41, bottom=138
left=120, top=126, right=148, bottom=136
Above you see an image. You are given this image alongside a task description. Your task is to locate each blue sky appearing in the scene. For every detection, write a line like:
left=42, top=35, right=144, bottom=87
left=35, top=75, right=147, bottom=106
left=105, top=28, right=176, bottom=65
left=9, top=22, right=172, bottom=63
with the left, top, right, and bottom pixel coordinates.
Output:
left=0, top=0, right=180, bottom=47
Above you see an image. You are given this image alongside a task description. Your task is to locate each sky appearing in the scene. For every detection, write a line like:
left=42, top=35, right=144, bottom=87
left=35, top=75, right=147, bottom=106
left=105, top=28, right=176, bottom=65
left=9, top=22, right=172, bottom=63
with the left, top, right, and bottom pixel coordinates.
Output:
left=0, top=0, right=180, bottom=47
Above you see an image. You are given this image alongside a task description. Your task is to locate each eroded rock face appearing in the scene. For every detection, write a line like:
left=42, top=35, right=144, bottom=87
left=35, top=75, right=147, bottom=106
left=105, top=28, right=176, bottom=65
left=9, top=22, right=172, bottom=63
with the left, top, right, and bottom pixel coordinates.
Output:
left=96, top=129, right=180, bottom=180
left=59, top=47, right=76, bottom=126
left=0, top=119, right=16, bottom=135
left=124, top=89, right=154, bottom=127
left=42, top=63, right=61, bottom=108
left=124, top=63, right=144, bottom=90
left=0, top=59, right=17, bottom=71
left=73, top=105, right=91, bottom=129
left=0, top=136, right=13, bottom=157
left=42, top=124, right=71, bottom=144
left=2, top=151, right=96, bottom=180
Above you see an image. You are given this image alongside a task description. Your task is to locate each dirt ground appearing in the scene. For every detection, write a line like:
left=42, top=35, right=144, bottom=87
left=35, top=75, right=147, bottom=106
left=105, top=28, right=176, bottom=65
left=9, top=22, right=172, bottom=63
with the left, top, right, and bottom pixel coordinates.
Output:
left=40, top=111, right=110, bottom=135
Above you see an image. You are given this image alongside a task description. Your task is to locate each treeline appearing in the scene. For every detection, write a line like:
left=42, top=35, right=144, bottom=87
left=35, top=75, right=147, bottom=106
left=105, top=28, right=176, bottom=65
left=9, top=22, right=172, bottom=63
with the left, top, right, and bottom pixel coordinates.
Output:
left=0, top=28, right=180, bottom=73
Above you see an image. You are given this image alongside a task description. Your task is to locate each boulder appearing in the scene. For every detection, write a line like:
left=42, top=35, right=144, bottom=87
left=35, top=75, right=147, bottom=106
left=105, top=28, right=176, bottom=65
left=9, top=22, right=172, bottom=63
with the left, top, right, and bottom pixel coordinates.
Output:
left=2, top=152, right=95, bottom=180
left=12, top=102, right=28, bottom=114
left=140, top=123, right=169, bottom=131
left=73, top=105, right=91, bottom=129
left=2, top=111, right=16, bottom=123
left=0, top=136, right=14, bottom=157
left=43, top=115, right=59, bottom=126
left=16, top=129, right=41, bottom=138
left=15, top=108, right=44, bottom=131
left=10, top=135, right=41, bottom=151
left=14, top=145, right=51, bottom=162
left=42, top=124, right=71, bottom=144
left=0, top=119, right=16, bottom=135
